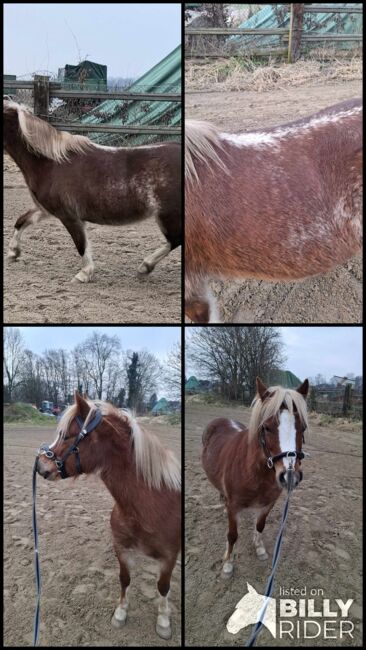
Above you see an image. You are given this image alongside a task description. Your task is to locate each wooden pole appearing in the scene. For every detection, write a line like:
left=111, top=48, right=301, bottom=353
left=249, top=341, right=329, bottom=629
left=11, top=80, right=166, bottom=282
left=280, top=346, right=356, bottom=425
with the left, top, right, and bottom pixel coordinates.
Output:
left=33, top=75, right=50, bottom=119
left=342, top=384, right=352, bottom=416
left=288, top=3, right=304, bottom=63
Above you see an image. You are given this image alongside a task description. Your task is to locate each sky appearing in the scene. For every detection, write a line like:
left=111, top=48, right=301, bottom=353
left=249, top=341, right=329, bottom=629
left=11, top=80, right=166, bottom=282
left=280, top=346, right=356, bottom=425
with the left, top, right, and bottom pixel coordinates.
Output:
left=4, top=3, right=181, bottom=79
left=185, top=326, right=362, bottom=381
left=16, top=326, right=180, bottom=365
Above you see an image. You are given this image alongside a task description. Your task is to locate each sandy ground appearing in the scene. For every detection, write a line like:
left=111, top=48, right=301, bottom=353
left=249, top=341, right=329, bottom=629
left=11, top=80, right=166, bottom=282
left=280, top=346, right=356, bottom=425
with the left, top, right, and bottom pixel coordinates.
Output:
left=185, top=81, right=362, bottom=323
left=3, top=156, right=181, bottom=324
left=4, top=419, right=181, bottom=647
left=185, top=401, right=362, bottom=646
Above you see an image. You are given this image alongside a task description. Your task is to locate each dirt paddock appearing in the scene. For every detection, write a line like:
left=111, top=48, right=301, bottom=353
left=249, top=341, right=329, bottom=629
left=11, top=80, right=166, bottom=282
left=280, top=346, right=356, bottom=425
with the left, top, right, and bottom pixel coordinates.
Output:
left=4, top=420, right=181, bottom=647
left=3, top=156, right=181, bottom=324
left=185, top=80, right=362, bottom=323
left=185, top=401, right=362, bottom=646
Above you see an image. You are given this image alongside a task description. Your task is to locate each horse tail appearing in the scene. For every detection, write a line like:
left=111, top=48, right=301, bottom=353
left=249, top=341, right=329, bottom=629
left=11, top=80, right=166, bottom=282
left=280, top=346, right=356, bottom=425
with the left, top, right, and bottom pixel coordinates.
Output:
left=185, top=120, right=228, bottom=184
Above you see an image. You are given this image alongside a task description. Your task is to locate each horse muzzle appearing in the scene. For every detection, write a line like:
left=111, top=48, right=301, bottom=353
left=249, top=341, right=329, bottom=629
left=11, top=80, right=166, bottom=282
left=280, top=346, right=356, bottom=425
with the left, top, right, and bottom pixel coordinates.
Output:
left=278, top=468, right=302, bottom=490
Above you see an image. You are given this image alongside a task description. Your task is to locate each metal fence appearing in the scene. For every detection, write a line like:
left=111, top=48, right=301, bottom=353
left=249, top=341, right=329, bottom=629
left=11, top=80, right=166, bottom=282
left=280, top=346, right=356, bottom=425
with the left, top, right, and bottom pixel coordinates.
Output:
left=309, top=385, right=363, bottom=420
left=185, top=3, right=363, bottom=62
left=3, top=76, right=181, bottom=146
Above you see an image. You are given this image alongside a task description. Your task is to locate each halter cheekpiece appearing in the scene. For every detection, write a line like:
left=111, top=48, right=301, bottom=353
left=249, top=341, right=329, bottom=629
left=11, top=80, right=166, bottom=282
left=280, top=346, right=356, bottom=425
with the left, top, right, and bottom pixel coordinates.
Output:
left=37, top=409, right=103, bottom=479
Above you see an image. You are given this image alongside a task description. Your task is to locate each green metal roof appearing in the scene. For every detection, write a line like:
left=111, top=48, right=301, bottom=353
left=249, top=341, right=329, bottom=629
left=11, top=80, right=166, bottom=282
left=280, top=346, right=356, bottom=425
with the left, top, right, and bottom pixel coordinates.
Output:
left=80, top=45, right=181, bottom=146
left=233, top=3, right=362, bottom=50
left=268, top=370, right=302, bottom=389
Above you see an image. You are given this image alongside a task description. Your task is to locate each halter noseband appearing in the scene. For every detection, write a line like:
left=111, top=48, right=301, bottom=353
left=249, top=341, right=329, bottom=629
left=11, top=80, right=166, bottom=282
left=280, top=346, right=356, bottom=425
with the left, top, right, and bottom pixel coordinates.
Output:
left=37, top=409, right=103, bottom=479
left=259, top=425, right=307, bottom=470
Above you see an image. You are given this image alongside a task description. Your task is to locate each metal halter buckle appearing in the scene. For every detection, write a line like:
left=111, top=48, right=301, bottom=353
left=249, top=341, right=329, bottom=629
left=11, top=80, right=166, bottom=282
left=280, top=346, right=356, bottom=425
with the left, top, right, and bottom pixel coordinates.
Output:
left=267, top=457, right=274, bottom=469
left=44, top=449, right=55, bottom=459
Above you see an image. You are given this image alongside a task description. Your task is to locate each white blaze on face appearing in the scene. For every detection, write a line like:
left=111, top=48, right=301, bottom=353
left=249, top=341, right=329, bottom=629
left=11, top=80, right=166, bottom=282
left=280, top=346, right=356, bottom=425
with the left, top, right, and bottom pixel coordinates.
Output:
left=278, top=410, right=296, bottom=470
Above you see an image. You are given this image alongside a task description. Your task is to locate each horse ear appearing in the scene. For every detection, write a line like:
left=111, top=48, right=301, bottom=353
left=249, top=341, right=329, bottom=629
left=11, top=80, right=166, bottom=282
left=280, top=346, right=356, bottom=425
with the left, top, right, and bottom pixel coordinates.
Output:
left=256, top=377, right=268, bottom=401
left=297, top=379, right=309, bottom=398
left=74, top=390, right=90, bottom=419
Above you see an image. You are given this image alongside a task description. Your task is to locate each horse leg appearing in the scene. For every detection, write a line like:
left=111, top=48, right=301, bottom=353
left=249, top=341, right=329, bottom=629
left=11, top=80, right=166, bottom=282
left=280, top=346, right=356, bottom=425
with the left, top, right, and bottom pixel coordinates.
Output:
left=62, top=219, right=95, bottom=283
left=156, top=557, right=176, bottom=640
left=185, top=274, right=220, bottom=323
left=253, top=503, right=275, bottom=561
left=137, top=241, right=172, bottom=275
left=7, top=208, right=49, bottom=260
left=222, top=508, right=238, bottom=578
left=111, top=549, right=131, bottom=629
left=138, top=214, right=181, bottom=275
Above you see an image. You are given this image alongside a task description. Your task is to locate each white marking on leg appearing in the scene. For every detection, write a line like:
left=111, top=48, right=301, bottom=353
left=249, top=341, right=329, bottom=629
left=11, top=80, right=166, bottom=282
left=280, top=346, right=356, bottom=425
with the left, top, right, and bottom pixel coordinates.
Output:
left=7, top=210, right=46, bottom=259
left=138, top=242, right=172, bottom=275
left=253, top=527, right=268, bottom=560
left=222, top=541, right=234, bottom=575
left=112, top=586, right=129, bottom=628
left=73, top=240, right=94, bottom=283
left=207, top=286, right=221, bottom=323
left=156, top=590, right=172, bottom=639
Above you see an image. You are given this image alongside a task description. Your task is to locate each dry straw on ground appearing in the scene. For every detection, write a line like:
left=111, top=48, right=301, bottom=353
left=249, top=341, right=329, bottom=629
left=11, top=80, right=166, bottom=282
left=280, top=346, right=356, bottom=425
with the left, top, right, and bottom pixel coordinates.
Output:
left=185, top=51, right=363, bottom=92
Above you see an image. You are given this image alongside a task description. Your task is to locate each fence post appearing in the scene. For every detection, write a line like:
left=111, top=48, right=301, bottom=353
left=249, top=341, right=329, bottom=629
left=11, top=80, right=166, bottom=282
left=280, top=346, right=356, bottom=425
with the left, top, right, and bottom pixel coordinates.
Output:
left=288, top=3, right=304, bottom=63
left=342, top=384, right=352, bottom=416
left=33, top=75, right=50, bottom=119
left=308, top=387, right=316, bottom=412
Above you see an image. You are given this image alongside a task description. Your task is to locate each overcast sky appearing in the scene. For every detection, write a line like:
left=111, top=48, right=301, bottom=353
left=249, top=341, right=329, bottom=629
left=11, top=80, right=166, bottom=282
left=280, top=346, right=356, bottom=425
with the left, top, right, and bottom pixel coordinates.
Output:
left=4, top=3, right=181, bottom=79
left=17, top=326, right=180, bottom=365
left=186, top=326, right=362, bottom=381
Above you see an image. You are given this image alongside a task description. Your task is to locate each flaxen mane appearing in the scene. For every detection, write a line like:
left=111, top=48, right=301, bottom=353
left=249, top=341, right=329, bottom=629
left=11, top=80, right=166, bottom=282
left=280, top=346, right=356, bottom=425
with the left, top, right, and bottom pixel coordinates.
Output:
left=185, top=119, right=228, bottom=183
left=248, top=386, right=308, bottom=441
left=5, top=100, right=93, bottom=163
left=57, top=399, right=181, bottom=491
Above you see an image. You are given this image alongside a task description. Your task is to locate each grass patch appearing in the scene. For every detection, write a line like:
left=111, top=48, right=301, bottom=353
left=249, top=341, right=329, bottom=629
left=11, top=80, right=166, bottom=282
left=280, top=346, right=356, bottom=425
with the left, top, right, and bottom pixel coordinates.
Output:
left=186, top=52, right=362, bottom=92
left=4, top=402, right=54, bottom=424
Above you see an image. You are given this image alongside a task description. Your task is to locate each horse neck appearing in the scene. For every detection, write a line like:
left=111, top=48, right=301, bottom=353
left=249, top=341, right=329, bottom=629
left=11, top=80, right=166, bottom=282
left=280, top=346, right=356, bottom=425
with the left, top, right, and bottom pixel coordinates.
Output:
left=5, top=125, right=48, bottom=186
left=93, top=428, right=141, bottom=507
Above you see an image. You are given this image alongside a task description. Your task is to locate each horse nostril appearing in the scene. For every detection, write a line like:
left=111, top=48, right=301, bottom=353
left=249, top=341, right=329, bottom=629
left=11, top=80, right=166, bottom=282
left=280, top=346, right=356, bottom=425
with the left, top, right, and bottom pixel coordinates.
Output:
left=279, top=471, right=286, bottom=486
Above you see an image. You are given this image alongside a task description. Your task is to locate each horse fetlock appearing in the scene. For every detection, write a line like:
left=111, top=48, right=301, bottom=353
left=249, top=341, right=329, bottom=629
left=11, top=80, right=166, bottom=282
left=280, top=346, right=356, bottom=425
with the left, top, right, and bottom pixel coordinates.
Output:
left=137, top=261, right=152, bottom=275
left=156, top=613, right=172, bottom=640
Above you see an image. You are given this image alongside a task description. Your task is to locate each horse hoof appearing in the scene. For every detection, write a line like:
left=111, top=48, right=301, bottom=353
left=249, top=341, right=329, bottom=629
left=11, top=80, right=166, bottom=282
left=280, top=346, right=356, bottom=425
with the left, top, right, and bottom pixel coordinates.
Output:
left=156, top=620, right=172, bottom=640
left=221, top=561, right=234, bottom=578
left=111, top=605, right=128, bottom=628
left=256, top=550, right=268, bottom=561
left=111, top=613, right=127, bottom=629
left=72, top=270, right=93, bottom=283
left=137, top=262, right=152, bottom=276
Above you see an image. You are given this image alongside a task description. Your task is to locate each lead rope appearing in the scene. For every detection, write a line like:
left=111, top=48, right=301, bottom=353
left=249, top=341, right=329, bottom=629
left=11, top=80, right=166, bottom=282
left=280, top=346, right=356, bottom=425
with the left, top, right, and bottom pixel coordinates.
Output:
left=245, top=469, right=294, bottom=647
left=32, top=459, right=41, bottom=647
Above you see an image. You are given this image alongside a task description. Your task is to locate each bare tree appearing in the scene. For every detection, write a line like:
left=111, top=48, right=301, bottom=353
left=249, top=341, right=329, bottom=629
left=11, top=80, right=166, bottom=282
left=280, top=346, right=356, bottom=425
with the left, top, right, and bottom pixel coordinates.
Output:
left=187, top=326, right=285, bottom=402
left=3, top=327, right=24, bottom=402
left=125, top=349, right=161, bottom=413
left=164, top=342, right=181, bottom=399
left=75, top=332, right=121, bottom=399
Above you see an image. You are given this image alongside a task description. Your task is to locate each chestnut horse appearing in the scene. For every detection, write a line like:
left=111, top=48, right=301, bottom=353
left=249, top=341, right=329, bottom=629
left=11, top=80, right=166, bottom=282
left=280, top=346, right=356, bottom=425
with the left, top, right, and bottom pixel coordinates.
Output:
left=4, top=99, right=181, bottom=282
left=202, top=378, right=309, bottom=577
left=36, top=392, right=181, bottom=640
left=185, top=98, right=362, bottom=322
